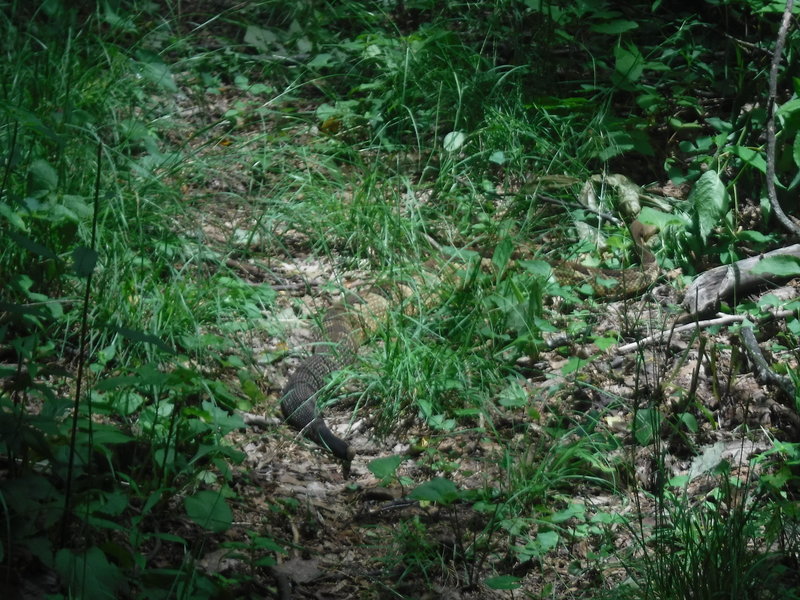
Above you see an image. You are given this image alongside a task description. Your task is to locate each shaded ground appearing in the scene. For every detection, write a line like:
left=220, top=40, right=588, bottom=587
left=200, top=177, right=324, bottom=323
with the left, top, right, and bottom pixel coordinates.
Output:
left=155, top=24, right=800, bottom=600
left=200, top=202, right=798, bottom=597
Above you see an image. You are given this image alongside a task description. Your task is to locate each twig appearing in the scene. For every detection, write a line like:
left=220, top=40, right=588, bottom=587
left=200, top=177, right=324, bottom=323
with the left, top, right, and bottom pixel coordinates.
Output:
left=224, top=258, right=315, bottom=291
left=722, top=33, right=772, bottom=55
left=740, top=326, right=795, bottom=398
left=239, top=412, right=281, bottom=428
left=422, top=232, right=443, bottom=253
left=765, top=0, right=799, bottom=235
left=60, top=141, right=103, bottom=544
left=272, top=282, right=318, bottom=292
left=616, top=309, right=796, bottom=355
left=536, top=193, right=623, bottom=226
left=484, top=188, right=623, bottom=226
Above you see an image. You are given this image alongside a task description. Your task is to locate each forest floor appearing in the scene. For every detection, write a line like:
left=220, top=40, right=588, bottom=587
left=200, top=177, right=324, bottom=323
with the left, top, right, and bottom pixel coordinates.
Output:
left=167, top=74, right=800, bottom=598
left=77, top=6, right=799, bottom=597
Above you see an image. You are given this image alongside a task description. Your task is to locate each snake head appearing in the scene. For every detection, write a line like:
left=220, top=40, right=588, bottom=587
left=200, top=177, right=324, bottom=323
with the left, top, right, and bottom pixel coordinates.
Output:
left=338, top=445, right=356, bottom=478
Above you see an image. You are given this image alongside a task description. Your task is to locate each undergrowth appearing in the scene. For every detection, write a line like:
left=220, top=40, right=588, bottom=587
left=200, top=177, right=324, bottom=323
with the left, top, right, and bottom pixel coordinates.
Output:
left=2, top=1, right=800, bottom=598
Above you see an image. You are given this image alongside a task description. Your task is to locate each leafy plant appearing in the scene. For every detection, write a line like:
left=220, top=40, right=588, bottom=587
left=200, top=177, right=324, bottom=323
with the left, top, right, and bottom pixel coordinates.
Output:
left=0, top=3, right=264, bottom=597
left=3, top=0, right=800, bottom=597
left=619, top=462, right=793, bottom=600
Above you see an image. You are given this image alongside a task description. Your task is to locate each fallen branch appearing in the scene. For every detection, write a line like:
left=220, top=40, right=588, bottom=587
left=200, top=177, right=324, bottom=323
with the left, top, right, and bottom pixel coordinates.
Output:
left=239, top=412, right=282, bottom=428
left=682, top=244, right=800, bottom=315
left=740, top=326, right=795, bottom=399
left=616, top=309, right=796, bottom=355
left=765, top=0, right=799, bottom=235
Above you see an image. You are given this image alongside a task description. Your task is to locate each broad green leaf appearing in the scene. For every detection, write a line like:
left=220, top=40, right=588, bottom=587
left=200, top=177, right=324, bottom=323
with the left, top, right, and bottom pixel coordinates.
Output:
left=296, top=35, right=313, bottom=54
left=637, top=205, right=686, bottom=229
left=498, top=381, right=528, bottom=408
left=614, top=42, right=644, bottom=84
left=73, top=246, right=98, bottom=277
left=94, top=374, right=145, bottom=390
left=184, top=490, right=232, bottom=533
left=315, top=102, right=340, bottom=121
left=410, top=477, right=460, bottom=505
left=596, top=128, right=654, bottom=160
left=669, top=474, right=690, bottom=488
left=485, top=575, right=522, bottom=590
left=244, top=25, right=277, bottom=52
left=634, top=408, right=662, bottom=445
left=687, top=440, right=733, bottom=479
left=593, top=335, right=616, bottom=351
left=591, top=511, right=625, bottom=524
left=518, top=259, right=552, bottom=278
left=199, top=400, right=246, bottom=435
left=561, top=355, right=591, bottom=375
left=143, top=489, right=168, bottom=515
left=777, top=97, right=800, bottom=119
left=751, top=254, right=800, bottom=276
left=136, top=57, right=177, bottom=93
left=534, top=316, right=559, bottom=333
left=536, top=531, right=559, bottom=551
left=489, top=150, right=505, bottom=165
left=669, top=116, right=702, bottom=130
left=761, top=466, right=792, bottom=490
left=679, top=412, right=698, bottom=433
left=63, top=194, right=92, bottom=219
left=512, top=530, right=560, bottom=562
left=105, top=325, right=176, bottom=354
left=0, top=202, right=26, bottom=230
left=736, top=230, right=772, bottom=243
left=151, top=531, right=188, bottom=544
left=788, top=317, right=800, bottom=336
left=706, top=117, right=733, bottom=133
left=443, top=131, right=466, bottom=152
left=78, top=425, right=133, bottom=446
left=426, top=412, right=456, bottom=431
left=689, top=170, right=728, bottom=243
left=100, top=3, right=137, bottom=31
left=0, top=104, right=60, bottom=142
left=83, top=490, right=129, bottom=518
left=794, top=131, right=800, bottom=168
left=728, top=145, right=767, bottom=174
left=55, top=546, right=124, bottom=600
left=256, top=556, right=278, bottom=567
left=492, top=237, right=514, bottom=273
left=636, top=92, right=661, bottom=112
left=132, top=366, right=171, bottom=394
left=758, top=292, right=789, bottom=310
left=9, top=232, right=57, bottom=258
left=591, top=20, right=638, bottom=34
left=550, top=503, right=585, bottom=524
left=308, top=53, right=333, bottom=68
left=251, top=536, right=287, bottom=553
left=28, top=158, right=58, bottom=191
left=109, top=391, right=145, bottom=415
left=368, top=455, right=406, bottom=480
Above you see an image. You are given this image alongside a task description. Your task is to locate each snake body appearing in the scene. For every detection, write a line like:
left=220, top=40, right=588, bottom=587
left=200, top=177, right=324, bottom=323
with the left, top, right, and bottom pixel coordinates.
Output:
left=280, top=222, right=658, bottom=467
left=280, top=282, right=419, bottom=465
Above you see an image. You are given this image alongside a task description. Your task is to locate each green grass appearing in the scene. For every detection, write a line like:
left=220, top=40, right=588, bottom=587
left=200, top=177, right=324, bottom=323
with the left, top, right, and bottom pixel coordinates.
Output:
left=617, top=469, right=796, bottom=600
left=2, top=1, right=800, bottom=598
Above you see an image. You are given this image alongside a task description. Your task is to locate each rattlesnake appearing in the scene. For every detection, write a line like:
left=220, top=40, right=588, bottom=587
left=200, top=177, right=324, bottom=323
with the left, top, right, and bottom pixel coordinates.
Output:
left=280, top=222, right=658, bottom=470
left=280, top=268, right=452, bottom=470
left=280, top=290, right=394, bottom=463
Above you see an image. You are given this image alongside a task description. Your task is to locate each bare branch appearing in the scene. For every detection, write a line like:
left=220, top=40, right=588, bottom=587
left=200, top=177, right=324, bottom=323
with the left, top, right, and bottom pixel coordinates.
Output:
left=765, top=0, right=799, bottom=235
left=616, top=309, right=796, bottom=355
